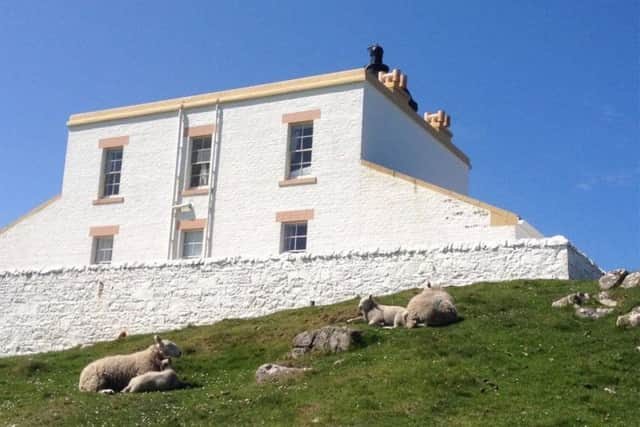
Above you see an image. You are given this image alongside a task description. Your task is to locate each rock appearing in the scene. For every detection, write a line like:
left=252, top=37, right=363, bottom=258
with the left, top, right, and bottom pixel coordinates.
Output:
left=621, top=272, right=640, bottom=289
left=255, top=363, right=311, bottom=384
left=291, top=326, right=362, bottom=358
left=599, top=269, right=628, bottom=290
left=552, top=292, right=590, bottom=308
left=575, top=307, right=614, bottom=319
left=594, top=291, right=617, bottom=307
left=616, top=306, right=640, bottom=328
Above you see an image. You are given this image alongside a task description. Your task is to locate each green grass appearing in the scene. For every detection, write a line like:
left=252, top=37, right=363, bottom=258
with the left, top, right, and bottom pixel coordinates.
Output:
left=1, top=280, right=640, bottom=426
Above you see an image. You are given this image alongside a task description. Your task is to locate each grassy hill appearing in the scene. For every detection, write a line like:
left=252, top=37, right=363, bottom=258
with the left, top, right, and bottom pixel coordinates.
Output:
left=1, top=279, right=639, bottom=426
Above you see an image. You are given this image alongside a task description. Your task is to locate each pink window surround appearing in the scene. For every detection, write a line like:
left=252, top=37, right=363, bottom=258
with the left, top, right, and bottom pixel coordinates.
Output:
left=177, top=219, right=207, bottom=230
left=89, top=225, right=120, bottom=237
left=181, top=188, right=209, bottom=197
left=186, top=125, right=216, bottom=138
left=281, top=109, right=321, bottom=124
left=275, top=209, right=315, bottom=223
left=278, top=177, right=317, bottom=187
left=92, top=197, right=124, bottom=205
left=98, top=136, right=129, bottom=149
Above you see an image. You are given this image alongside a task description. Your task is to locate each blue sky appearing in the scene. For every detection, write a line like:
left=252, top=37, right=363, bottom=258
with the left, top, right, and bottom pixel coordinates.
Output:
left=0, top=1, right=637, bottom=271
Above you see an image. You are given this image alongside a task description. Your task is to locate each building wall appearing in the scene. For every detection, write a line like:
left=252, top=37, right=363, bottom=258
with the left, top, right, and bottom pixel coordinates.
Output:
left=361, top=83, right=470, bottom=194
left=0, top=236, right=602, bottom=356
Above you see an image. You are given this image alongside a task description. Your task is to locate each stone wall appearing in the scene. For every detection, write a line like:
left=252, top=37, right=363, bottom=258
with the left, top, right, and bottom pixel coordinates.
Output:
left=0, top=236, right=601, bottom=356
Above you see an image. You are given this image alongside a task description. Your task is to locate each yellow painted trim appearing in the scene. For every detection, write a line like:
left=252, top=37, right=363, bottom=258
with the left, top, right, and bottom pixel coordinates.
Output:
left=364, top=72, right=471, bottom=169
left=67, top=69, right=366, bottom=127
left=361, top=160, right=518, bottom=226
left=0, top=194, right=62, bottom=236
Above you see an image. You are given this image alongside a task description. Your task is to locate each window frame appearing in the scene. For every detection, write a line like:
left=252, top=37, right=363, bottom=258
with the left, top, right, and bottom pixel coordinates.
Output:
left=92, top=236, right=114, bottom=265
left=281, top=221, right=308, bottom=253
left=100, top=147, right=124, bottom=197
left=187, top=135, right=212, bottom=189
left=181, top=229, right=204, bottom=259
left=286, top=122, right=314, bottom=179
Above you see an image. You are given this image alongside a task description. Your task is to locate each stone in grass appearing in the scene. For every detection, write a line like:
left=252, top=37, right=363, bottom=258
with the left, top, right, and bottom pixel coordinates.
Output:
left=616, top=306, right=640, bottom=328
left=621, top=272, right=640, bottom=289
left=255, top=363, right=312, bottom=384
left=598, top=269, right=628, bottom=290
left=291, top=326, right=363, bottom=358
left=551, top=292, right=590, bottom=308
left=575, top=307, right=614, bottom=320
left=594, top=291, right=617, bottom=307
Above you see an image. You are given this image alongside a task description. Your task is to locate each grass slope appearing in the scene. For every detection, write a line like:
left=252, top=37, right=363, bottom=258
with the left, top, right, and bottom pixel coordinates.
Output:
left=1, top=280, right=639, bottom=426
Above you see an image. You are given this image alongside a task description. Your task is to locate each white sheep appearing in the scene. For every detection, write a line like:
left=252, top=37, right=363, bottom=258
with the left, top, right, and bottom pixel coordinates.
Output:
left=355, top=295, right=408, bottom=328
left=405, top=287, right=458, bottom=328
left=78, top=335, right=182, bottom=393
left=121, top=359, right=186, bottom=393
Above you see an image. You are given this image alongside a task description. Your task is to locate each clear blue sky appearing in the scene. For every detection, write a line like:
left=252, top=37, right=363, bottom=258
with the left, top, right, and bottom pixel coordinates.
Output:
left=0, top=1, right=637, bottom=271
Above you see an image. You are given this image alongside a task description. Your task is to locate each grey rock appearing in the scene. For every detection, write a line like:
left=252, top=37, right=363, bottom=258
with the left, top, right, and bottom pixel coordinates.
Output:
left=616, top=306, right=640, bottom=328
left=575, top=307, right=614, bottom=319
left=594, top=291, right=617, bottom=307
left=255, top=363, right=311, bottom=384
left=599, top=269, right=628, bottom=290
left=621, top=272, right=640, bottom=289
left=291, top=326, right=362, bottom=358
left=551, top=292, right=590, bottom=308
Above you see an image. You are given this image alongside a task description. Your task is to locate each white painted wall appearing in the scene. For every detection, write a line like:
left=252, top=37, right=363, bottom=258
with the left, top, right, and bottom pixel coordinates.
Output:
left=361, top=82, right=470, bottom=194
left=0, top=80, right=540, bottom=270
left=0, top=237, right=602, bottom=356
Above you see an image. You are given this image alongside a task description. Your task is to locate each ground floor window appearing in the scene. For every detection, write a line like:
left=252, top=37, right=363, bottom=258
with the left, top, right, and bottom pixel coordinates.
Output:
left=93, top=236, right=114, bottom=264
left=282, top=222, right=307, bottom=253
left=182, top=230, right=204, bottom=258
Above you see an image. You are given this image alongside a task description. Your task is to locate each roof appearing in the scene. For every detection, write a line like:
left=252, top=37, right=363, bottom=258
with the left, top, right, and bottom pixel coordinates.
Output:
left=67, top=68, right=470, bottom=167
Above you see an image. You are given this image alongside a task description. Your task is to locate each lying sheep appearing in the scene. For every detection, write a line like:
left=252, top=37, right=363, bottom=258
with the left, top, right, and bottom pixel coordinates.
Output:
left=356, top=295, right=408, bottom=328
left=78, top=335, right=182, bottom=393
left=121, top=359, right=186, bottom=393
left=405, top=287, right=458, bottom=328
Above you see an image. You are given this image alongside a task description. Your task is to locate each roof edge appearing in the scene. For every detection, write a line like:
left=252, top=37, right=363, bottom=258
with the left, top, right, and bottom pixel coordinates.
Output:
left=361, top=159, right=518, bottom=226
left=67, top=68, right=366, bottom=127
left=0, top=194, right=62, bottom=236
left=364, top=73, right=471, bottom=169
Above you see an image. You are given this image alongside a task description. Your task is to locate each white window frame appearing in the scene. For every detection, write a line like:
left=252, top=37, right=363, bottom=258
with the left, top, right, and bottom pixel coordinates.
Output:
left=187, top=136, right=212, bottom=189
left=281, top=222, right=308, bottom=253
left=287, top=123, right=313, bottom=179
left=93, top=236, right=114, bottom=264
left=101, top=148, right=123, bottom=197
left=181, top=229, right=204, bottom=259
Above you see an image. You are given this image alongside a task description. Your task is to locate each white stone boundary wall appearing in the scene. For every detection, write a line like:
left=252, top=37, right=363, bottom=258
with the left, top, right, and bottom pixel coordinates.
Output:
left=0, top=236, right=601, bottom=356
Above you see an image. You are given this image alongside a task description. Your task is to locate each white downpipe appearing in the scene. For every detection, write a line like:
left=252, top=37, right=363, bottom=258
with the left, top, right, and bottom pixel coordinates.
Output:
left=204, top=101, right=220, bottom=257
left=167, top=105, right=185, bottom=259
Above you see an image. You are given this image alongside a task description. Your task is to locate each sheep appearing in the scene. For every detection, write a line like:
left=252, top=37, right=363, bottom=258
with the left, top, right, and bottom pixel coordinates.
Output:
left=354, top=295, right=408, bottom=328
left=78, top=335, right=182, bottom=394
left=121, top=359, right=186, bottom=393
left=405, top=286, right=458, bottom=328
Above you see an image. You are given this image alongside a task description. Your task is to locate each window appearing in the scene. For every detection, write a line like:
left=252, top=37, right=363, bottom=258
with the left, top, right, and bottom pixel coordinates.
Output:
left=189, top=136, right=212, bottom=188
left=282, top=222, right=307, bottom=253
left=103, top=148, right=123, bottom=196
left=182, top=230, right=204, bottom=259
left=93, top=236, right=113, bottom=264
left=288, top=124, right=313, bottom=178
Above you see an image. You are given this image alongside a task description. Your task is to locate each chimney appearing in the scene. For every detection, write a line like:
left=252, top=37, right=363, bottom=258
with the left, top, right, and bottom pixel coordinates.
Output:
left=365, top=44, right=389, bottom=75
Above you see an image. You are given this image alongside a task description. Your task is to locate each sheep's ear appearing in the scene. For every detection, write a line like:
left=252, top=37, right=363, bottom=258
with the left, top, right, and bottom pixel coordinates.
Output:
left=427, top=282, right=432, bottom=288
left=154, top=335, right=162, bottom=345
left=368, top=294, right=373, bottom=300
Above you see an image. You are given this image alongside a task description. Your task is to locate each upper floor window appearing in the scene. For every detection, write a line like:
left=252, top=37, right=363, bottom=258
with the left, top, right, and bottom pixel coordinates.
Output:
left=182, top=229, right=204, bottom=258
left=189, top=136, right=212, bottom=188
left=93, top=236, right=114, bottom=264
left=288, top=124, right=313, bottom=178
left=103, top=148, right=123, bottom=196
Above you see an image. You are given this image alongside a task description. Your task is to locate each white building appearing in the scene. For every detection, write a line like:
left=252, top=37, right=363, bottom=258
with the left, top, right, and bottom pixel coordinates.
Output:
left=1, top=51, right=546, bottom=270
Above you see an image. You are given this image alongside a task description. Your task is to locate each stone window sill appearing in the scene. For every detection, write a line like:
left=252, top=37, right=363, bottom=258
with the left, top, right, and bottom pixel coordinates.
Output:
left=278, top=177, right=317, bottom=187
left=182, top=188, right=209, bottom=196
left=92, top=197, right=124, bottom=205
